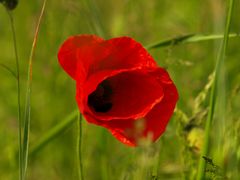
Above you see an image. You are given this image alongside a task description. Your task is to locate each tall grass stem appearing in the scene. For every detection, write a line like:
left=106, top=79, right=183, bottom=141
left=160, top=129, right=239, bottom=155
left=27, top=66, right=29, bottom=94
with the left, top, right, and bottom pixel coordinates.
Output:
left=22, top=0, right=47, bottom=179
left=29, top=109, right=78, bottom=156
left=196, top=0, right=234, bottom=179
left=0, top=63, right=17, bottom=78
left=82, top=0, right=106, bottom=38
left=6, top=9, right=22, bottom=180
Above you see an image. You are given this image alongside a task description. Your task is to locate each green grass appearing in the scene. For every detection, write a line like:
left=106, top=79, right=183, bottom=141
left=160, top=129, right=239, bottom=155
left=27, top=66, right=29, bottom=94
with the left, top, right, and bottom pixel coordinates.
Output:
left=22, top=1, right=47, bottom=179
left=197, top=0, right=235, bottom=179
left=6, top=7, right=22, bottom=180
left=0, top=0, right=239, bottom=179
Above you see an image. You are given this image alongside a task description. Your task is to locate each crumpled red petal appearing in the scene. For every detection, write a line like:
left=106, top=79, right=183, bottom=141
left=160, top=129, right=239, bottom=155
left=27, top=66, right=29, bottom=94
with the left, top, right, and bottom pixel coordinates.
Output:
left=74, top=36, right=157, bottom=82
left=100, top=68, right=179, bottom=146
left=78, top=70, right=164, bottom=121
left=58, top=35, right=103, bottom=80
left=72, top=36, right=164, bottom=122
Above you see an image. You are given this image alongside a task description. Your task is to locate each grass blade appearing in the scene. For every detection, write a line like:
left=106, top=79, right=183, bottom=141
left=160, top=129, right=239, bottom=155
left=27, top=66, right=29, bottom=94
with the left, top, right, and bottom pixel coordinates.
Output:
left=196, top=0, right=235, bottom=179
left=0, top=63, right=17, bottom=79
left=6, top=9, right=22, bottom=180
left=146, top=34, right=195, bottom=49
left=30, top=109, right=79, bottom=156
left=22, top=0, right=47, bottom=179
left=146, top=33, right=239, bottom=50
left=81, top=0, right=107, bottom=38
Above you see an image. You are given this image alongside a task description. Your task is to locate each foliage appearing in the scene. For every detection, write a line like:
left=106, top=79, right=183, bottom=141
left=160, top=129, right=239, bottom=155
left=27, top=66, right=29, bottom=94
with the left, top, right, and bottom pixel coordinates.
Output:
left=0, top=0, right=239, bottom=179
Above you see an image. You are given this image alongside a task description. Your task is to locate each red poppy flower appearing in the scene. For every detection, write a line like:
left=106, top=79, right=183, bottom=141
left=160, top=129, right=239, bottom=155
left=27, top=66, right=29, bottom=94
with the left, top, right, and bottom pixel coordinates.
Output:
left=58, top=35, right=178, bottom=146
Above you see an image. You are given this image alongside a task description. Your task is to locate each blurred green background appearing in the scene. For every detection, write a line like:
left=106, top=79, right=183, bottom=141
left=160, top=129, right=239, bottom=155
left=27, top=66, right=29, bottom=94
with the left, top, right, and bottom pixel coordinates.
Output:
left=0, top=0, right=239, bottom=179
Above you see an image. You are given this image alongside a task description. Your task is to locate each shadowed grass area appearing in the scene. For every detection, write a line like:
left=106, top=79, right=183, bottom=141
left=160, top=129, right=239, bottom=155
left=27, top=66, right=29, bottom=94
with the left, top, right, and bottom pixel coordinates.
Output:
left=0, top=0, right=239, bottom=179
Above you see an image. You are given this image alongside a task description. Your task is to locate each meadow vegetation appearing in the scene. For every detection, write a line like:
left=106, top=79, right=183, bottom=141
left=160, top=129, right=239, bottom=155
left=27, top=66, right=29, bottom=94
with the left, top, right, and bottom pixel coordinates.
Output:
left=0, top=0, right=239, bottom=179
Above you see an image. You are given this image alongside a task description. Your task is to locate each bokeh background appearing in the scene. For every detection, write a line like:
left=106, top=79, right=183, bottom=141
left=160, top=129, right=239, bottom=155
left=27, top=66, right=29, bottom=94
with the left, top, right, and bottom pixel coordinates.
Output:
left=0, top=0, right=239, bottom=179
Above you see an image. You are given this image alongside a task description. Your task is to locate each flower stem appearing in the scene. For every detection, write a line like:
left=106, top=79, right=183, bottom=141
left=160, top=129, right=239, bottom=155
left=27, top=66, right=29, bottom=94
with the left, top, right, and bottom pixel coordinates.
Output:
left=196, top=0, right=234, bottom=179
left=77, top=112, right=84, bottom=180
left=6, top=8, right=22, bottom=180
left=22, top=0, right=47, bottom=179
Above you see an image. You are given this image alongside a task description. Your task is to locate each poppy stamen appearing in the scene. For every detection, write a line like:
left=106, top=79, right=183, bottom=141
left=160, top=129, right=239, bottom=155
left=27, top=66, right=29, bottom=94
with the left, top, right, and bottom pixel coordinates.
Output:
left=88, top=80, right=113, bottom=113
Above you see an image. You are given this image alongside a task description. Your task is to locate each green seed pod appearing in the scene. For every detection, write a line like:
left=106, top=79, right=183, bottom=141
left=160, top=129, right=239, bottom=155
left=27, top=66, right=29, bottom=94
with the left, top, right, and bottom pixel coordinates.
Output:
left=186, top=127, right=204, bottom=154
left=2, top=0, right=18, bottom=10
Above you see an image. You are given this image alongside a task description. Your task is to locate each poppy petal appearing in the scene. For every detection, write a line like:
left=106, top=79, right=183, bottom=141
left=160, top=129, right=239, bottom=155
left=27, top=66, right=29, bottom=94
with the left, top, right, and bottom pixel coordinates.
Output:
left=58, top=34, right=103, bottom=80
left=143, top=83, right=178, bottom=141
left=77, top=69, right=164, bottom=122
left=91, top=37, right=158, bottom=73
left=100, top=68, right=178, bottom=146
left=75, top=36, right=157, bottom=82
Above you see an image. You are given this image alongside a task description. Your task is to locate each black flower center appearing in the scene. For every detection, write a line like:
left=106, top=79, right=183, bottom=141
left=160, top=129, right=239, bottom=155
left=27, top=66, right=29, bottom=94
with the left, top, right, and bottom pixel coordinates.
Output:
left=88, top=80, right=113, bottom=113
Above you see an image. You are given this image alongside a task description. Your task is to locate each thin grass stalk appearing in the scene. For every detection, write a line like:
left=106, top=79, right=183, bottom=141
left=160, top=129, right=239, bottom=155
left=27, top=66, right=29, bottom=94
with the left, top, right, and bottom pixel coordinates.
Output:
left=146, top=33, right=239, bottom=50
left=22, top=0, right=47, bottom=179
left=0, top=63, right=17, bottom=78
left=196, top=0, right=234, bottom=179
left=82, top=0, right=106, bottom=38
left=76, top=113, right=84, bottom=180
left=6, top=9, right=22, bottom=180
left=29, top=109, right=78, bottom=156
left=100, top=130, right=109, bottom=180
left=151, top=139, right=163, bottom=179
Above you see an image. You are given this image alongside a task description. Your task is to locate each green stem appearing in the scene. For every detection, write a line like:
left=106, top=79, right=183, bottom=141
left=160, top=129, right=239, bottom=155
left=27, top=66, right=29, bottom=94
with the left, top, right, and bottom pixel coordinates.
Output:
left=6, top=9, right=22, bottom=180
left=82, top=0, right=107, bottom=38
left=29, top=109, right=78, bottom=156
left=22, top=0, right=47, bottom=179
left=152, top=139, right=163, bottom=179
left=0, top=63, right=17, bottom=78
left=77, top=113, right=84, bottom=180
left=196, top=0, right=234, bottom=179
left=146, top=33, right=239, bottom=50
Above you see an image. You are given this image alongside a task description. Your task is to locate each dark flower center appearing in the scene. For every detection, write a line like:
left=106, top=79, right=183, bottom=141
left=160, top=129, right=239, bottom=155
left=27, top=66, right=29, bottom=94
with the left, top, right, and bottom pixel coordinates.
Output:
left=88, top=80, right=113, bottom=113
